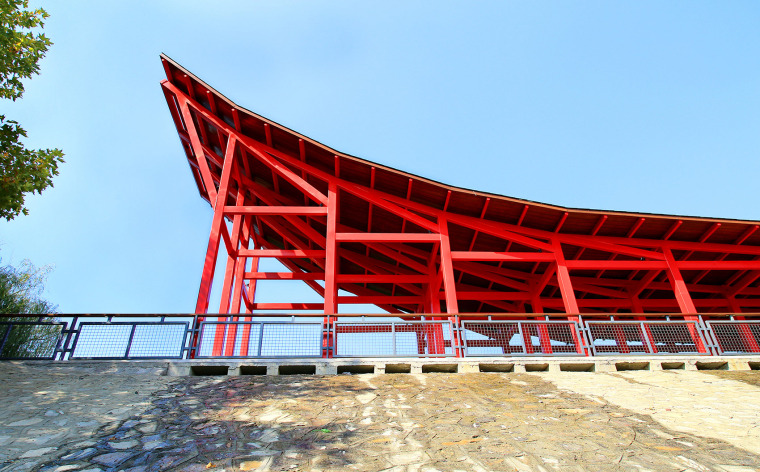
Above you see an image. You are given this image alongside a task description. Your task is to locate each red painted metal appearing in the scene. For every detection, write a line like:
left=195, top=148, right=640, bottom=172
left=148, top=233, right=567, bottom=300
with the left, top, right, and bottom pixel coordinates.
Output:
left=161, top=55, right=760, bottom=358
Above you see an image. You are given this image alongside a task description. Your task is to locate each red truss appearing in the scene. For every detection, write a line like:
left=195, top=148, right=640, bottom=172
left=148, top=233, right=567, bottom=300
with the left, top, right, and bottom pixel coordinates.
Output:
left=161, top=54, right=760, bottom=320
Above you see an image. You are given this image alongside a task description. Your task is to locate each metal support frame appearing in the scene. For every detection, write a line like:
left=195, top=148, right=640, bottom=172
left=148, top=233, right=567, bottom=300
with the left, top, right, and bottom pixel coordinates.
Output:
left=160, top=60, right=760, bottom=361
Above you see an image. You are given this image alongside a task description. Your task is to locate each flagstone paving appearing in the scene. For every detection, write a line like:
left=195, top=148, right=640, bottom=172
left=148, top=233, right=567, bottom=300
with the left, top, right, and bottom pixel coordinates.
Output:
left=1, top=362, right=760, bottom=471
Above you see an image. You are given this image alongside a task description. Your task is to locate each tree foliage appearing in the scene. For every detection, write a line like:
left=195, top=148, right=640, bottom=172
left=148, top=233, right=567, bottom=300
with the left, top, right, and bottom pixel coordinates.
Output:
left=0, top=259, right=59, bottom=358
left=0, top=258, right=56, bottom=313
left=0, top=0, right=63, bottom=220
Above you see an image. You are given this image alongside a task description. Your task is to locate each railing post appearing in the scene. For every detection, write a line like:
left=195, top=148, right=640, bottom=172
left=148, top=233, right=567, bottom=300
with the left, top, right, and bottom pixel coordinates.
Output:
left=392, top=322, right=397, bottom=357
left=61, top=316, right=79, bottom=360
left=0, top=321, right=11, bottom=357
left=458, top=318, right=467, bottom=357
left=124, top=324, right=138, bottom=359
left=579, top=320, right=594, bottom=357
left=257, top=323, right=264, bottom=357
left=640, top=322, right=655, bottom=354
left=188, top=314, right=200, bottom=359
left=52, top=319, right=66, bottom=361
left=516, top=321, right=528, bottom=355
left=575, top=315, right=588, bottom=356
left=697, top=315, right=717, bottom=355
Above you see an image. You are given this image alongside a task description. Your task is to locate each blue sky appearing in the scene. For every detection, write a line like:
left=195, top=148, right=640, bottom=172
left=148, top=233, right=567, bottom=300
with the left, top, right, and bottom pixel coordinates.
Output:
left=2, top=1, right=760, bottom=313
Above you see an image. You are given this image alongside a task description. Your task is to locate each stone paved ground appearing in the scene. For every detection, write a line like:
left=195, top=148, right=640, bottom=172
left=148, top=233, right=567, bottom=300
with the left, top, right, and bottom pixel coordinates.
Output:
left=1, top=363, right=760, bottom=472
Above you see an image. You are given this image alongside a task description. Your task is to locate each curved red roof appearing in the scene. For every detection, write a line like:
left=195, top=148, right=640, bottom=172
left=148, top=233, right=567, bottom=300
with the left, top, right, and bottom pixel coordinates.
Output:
left=161, top=54, right=760, bottom=315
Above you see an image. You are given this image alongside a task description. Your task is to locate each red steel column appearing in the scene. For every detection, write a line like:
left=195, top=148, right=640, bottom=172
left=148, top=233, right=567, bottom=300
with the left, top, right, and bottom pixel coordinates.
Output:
left=438, top=217, right=462, bottom=356
left=438, top=217, right=459, bottom=315
left=188, top=138, right=235, bottom=314
left=323, top=183, right=338, bottom=357
left=324, top=183, right=338, bottom=315
left=663, top=248, right=706, bottom=353
left=177, top=90, right=220, bottom=360
left=202, top=137, right=238, bottom=356
left=552, top=240, right=585, bottom=354
left=238, top=253, right=259, bottom=357
left=553, top=241, right=579, bottom=316
left=218, top=251, right=237, bottom=315
left=230, top=242, right=250, bottom=314
left=664, top=248, right=698, bottom=315
left=216, top=250, right=237, bottom=357
left=220, top=188, right=248, bottom=356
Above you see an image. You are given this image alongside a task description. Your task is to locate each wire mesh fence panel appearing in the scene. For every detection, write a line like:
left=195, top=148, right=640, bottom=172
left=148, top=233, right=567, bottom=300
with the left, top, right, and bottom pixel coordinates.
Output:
left=260, top=323, right=323, bottom=357
left=334, top=323, right=395, bottom=357
left=70, top=322, right=189, bottom=359
left=394, top=322, right=453, bottom=357
left=196, top=322, right=228, bottom=357
left=195, top=321, right=262, bottom=357
left=197, top=322, right=229, bottom=357
left=645, top=322, right=707, bottom=354
left=196, top=322, right=263, bottom=358
left=127, top=323, right=188, bottom=358
left=0, top=322, right=64, bottom=360
left=334, top=321, right=452, bottom=357
left=706, top=321, right=760, bottom=355
left=587, top=321, right=708, bottom=355
left=228, top=322, right=263, bottom=357
left=586, top=322, right=650, bottom=355
left=71, top=323, right=133, bottom=359
left=522, top=322, right=581, bottom=355
left=462, top=321, right=582, bottom=356
left=196, top=322, right=322, bottom=358
left=462, top=321, right=523, bottom=356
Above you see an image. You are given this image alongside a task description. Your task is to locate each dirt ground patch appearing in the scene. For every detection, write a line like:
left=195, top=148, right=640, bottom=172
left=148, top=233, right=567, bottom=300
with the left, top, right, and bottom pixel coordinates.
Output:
left=706, top=370, right=760, bottom=388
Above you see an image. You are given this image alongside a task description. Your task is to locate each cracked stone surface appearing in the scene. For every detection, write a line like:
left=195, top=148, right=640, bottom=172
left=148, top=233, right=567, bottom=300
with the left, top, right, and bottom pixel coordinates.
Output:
left=1, top=362, right=760, bottom=471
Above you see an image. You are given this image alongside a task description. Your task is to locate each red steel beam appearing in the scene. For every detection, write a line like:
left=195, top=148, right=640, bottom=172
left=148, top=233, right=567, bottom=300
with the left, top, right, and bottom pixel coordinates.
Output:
left=337, top=274, right=429, bottom=284
left=336, top=233, right=441, bottom=243
left=223, top=206, right=328, bottom=216
left=244, top=272, right=325, bottom=280
left=451, top=252, right=555, bottom=262
left=565, top=260, right=668, bottom=270
left=238, top=249, right=327, bottom=258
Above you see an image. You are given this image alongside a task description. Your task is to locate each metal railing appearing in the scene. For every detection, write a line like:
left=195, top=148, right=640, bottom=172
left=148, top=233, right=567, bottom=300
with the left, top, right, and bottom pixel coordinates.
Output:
left=69, top=322, right=189, bottom=360
left=333, top=321, right=454, bottom=357
left=0, top=320, right=65, bottom=360
left=1, top=313, right=759, bottom=360
left=586, top=320, right=710, bottom=356
left=461, top=320, right=584, bottom=356
left=706, top=321, right=760, bottom=355
left=195, top=321, right=323, bottom=358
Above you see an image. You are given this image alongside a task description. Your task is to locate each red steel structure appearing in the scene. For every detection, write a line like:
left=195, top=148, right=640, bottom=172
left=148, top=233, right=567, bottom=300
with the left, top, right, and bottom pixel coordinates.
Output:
left=160, top=55, right=760, bottom=357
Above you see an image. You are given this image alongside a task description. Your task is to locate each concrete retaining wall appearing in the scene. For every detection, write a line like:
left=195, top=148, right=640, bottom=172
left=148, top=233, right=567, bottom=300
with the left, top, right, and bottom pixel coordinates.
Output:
left=9, top=355, right=758, bottom=377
